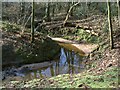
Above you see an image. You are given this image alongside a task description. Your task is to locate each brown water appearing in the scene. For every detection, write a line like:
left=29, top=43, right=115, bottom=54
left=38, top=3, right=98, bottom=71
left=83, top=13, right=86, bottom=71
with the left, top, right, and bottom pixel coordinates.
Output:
left=3, top=43, right=86, bottom=81
left=21, top=47, right=85, bottom=81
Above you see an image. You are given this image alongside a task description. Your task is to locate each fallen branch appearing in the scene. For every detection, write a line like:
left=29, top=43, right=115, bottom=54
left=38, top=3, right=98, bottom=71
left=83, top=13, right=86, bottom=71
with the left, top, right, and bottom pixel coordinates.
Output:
left=24, top=13, right=32, bottom=28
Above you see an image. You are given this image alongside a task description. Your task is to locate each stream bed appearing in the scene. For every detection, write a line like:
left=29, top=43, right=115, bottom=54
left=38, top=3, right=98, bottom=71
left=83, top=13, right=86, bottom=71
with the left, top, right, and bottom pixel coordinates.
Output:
left=24, top=48, right=84, bottom=80
left=2, top=42, right=86, bottom=81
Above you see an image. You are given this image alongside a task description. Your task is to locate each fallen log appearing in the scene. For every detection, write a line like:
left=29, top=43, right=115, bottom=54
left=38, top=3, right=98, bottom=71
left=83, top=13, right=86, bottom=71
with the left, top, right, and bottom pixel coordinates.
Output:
left=64, top=22, right=92, bottom=30
left=45, top=23, right=63, bottom=30
left=40, top=21, right=62, bottom=26
left=64, top=22, right=98, bottom=36
left=38, top=19, right=99, bottom=36
left=18, top=61, right=53, bottom=71
left=49, top=36, right=99, bottom=56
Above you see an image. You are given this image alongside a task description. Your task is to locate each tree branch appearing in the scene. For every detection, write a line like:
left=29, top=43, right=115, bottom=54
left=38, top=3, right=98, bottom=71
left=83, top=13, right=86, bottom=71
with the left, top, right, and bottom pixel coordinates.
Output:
left=63, top=2, right=81, bottom=26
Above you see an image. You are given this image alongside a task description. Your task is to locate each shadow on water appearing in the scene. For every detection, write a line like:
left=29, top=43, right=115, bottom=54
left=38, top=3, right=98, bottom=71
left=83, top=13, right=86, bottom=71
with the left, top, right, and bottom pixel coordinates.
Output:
left=23, top=47, right=85, bottom=80
left=2, top=42, right=86, bottom=81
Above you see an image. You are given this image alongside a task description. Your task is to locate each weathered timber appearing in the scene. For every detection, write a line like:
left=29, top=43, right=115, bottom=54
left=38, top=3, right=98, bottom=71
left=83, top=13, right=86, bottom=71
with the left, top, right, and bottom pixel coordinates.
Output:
left=18, top=61, right=53, bottom=71
left=49, top=36, right=99, bottom=56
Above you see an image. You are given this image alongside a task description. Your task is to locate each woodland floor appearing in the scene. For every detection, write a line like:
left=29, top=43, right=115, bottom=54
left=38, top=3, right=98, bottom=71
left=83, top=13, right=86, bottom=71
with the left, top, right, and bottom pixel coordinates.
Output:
left=1, top=13, right=120, bottom=88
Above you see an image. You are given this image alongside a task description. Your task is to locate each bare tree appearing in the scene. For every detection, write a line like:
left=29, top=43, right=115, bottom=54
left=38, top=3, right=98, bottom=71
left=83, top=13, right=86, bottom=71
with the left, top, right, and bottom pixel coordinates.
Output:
left=107, top=0, right=114, bottom=49
left=31, top=0, right=35, bottom=43
left=45, top=1, right=51, bottom=21
left=52, top=3, right=55, bottom=17
left=117, top=0, right=120, bottom=26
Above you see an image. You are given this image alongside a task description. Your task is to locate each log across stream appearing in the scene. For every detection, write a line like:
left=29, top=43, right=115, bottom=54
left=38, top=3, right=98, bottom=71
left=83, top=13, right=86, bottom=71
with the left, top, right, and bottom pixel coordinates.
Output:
left=2, top=38, right=98, bottom=81
left=50, top=37, right=99, bottom=56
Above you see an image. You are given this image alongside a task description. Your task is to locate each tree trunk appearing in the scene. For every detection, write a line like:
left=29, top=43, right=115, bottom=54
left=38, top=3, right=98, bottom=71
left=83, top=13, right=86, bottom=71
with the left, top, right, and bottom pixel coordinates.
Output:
left=58, top=3, right=62, bottom=13
left=31, top=0, right=35, bottom=43
left=67, top=2, right=74, bottom=17
left=46, top=1, right=51, bottom=21
left=107, top=0, right=114, bottom=49
left=52, top=3, right=55, bottom=17
left=20, top=1, right=25, bottom=19
left=18, top=0, right=25, bottom=24
left=117, top=0, right=120, bottom=26
left=63, top=2, right=80, bottom=26
left=67, top=2, right=71, bottom=13
left=70, top=2, right=74, bottom=16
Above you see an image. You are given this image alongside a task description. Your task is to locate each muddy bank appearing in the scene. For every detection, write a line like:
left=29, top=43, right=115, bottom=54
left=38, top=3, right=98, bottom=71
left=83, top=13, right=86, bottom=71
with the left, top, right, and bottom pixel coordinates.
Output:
left=2, top=28, right=61, bottom=67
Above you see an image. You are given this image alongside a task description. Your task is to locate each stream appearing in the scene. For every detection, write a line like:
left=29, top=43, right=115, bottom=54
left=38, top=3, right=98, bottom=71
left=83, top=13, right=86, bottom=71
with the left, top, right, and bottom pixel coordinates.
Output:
left=23, top=48, right=84, bottom=80
left=2, top=42, right=86, bottom=81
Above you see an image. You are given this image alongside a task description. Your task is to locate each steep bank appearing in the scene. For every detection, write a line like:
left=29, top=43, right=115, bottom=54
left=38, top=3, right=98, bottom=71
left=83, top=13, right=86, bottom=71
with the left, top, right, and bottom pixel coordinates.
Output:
left=2, top=22, right=61, bottom=67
